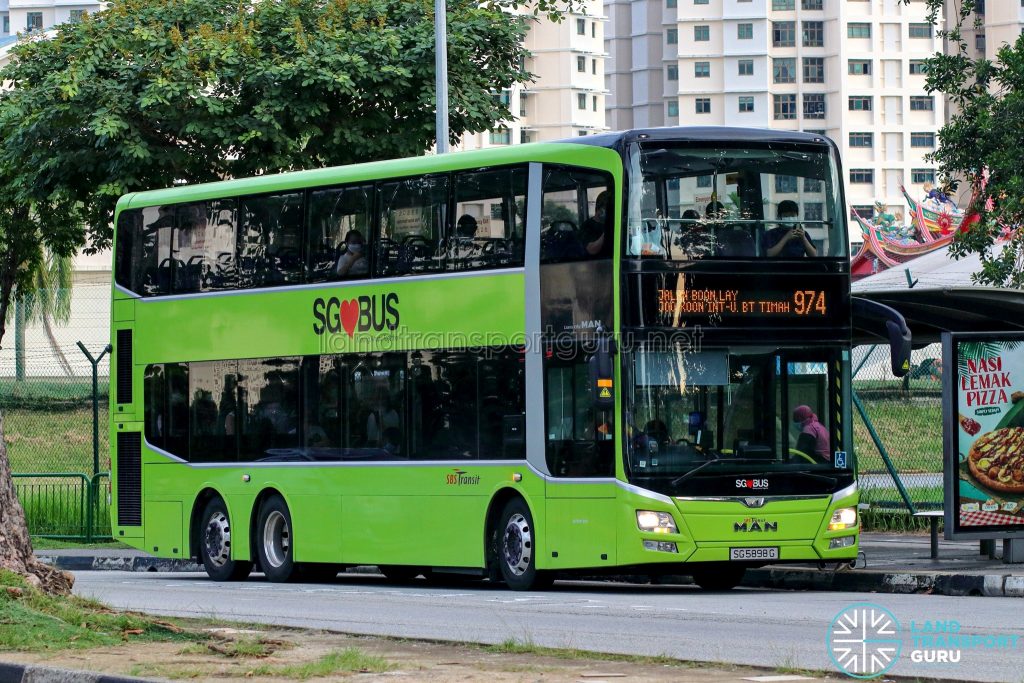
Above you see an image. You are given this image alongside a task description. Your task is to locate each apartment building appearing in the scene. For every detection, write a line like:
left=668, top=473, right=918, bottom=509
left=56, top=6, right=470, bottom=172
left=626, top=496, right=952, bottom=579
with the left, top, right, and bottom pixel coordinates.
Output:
left=607, top=0, right=946, bottom=220
left=0, top=0, right=101, bottom=45
left=457, top=0, right=609, bottom=150
left=957, top=1, right=1024, bottom=67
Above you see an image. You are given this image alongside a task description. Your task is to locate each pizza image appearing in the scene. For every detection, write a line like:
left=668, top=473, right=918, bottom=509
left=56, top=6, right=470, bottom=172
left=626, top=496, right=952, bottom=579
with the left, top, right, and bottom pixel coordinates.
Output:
left=968, top=427, right=1024, bottom=494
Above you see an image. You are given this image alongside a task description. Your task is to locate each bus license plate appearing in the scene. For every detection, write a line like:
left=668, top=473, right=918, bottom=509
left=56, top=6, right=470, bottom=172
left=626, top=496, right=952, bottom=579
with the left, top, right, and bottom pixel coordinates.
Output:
left=729, top=547, right=778, bottom=561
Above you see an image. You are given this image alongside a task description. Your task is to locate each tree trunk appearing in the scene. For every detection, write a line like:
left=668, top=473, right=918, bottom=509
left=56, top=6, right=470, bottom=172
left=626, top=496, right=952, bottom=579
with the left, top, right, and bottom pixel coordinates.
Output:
left=14, top=297, right=25, bottom=381
left=0, top=412, right=74, bottom=595
left=42, top=312, right=75, bottom=377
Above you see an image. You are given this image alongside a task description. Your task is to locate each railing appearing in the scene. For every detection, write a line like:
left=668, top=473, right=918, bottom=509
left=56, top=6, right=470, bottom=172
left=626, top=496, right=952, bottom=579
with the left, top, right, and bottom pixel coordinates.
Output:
left=13, top=472, right=111, bottom=542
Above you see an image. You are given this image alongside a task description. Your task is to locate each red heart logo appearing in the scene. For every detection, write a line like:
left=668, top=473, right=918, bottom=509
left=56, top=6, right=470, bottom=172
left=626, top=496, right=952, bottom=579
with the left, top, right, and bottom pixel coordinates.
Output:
left=339, top=299, right=359, bottom=337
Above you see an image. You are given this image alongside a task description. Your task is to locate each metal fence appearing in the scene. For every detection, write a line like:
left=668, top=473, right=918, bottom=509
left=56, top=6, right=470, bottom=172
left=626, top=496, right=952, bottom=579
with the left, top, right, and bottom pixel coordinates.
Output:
left=1, top=281, right=111, bottom=540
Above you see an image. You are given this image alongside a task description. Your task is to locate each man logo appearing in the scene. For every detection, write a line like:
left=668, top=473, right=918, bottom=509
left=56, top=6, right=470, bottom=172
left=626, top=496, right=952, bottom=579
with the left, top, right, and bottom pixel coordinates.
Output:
left=733, top=519, right=777, bottom=532
left=827, top=603, right=902, bottom=678
left=743, top=497, right=766, bottom=508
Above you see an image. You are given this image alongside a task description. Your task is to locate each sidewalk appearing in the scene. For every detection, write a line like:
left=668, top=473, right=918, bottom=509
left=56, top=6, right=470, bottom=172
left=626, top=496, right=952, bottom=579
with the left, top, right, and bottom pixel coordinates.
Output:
left=35, top=532, right=1024, bottom=597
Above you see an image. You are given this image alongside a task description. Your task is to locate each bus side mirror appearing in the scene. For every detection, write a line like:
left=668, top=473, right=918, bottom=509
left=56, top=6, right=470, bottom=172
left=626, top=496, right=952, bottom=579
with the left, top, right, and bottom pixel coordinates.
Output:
left=588, top=334, right=617, bottom=410
left=886, top=318, right=912, bottom=377
left=851, top=296, right=912, bottom=377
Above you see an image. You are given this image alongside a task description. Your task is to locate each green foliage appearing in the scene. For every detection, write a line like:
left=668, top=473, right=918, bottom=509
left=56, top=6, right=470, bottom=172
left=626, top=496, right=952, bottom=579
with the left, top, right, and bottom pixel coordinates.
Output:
left=904, top=0, right=1024, bottom=288
left=247, top=648, right=394, bottom=679
left=0, top=0, right=573, bottom=254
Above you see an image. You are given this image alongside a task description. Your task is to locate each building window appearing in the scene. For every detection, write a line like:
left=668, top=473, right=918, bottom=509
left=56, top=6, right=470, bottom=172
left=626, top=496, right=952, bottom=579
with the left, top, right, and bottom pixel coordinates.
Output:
left=910, top=96, right=934, bottom=111
left=69, top=9, right=86, bottom=23
left=577, top=131, right=588, bottom=136
left=667, top=0, right=677, bottom=6
left=803, top=57, right=824, bottom=83
left=592, top=21, right=596, bottom=38
left=849, top=132, right=873, bottom=148
left=976, top=33, right=986, bottom=52
left=773, top=21, right=796, bottom=47
left=909, top=23, right=932, bottom=38
left=850, top=205, right=874, bottom=219
left=739, top=96, right=755, bottom=113
left=576, top=18, right=585, bottom=35
left=911, top=169, right=936, bottom=184
left=773, top=0, right=795, bottom=9
left=775, top=175, right=798, bottom=193
left=695, top=97, right=711, bottom=114
left=667, top=28, right=679, bottom=44
left=520, top=93, right=527, bottom=116
left=489, top=127, right=511, bottom=145
left=802, top=0, right=823, bottom=9
left=694, top=25, right=709, bottom=41
left=911, top=132, right=935, bottom=148
left=26, top=11, right=42, bottom=32
left=773, top=94, right=797, bottom=120
left=849, top=169, right=874, bottom=184
left=577, top=93, right=587, bottom=110
left=592, top=59, right=597, bottom=74
left=577, top=56, right=586, bottom=72
left=738, top=59, right=754, bottom=76
left=803, top=21, right=824, bottom=47
left=804, top=177, right=822, bottom=192
left=697, top=176, right=713, bottom=188
left=667, top=101, right=680, bottom=117
left=773, top=57, right=796, bottom=83
left=695, top=61, right=710, bottom=78
left=804, top=203, right=824, bottom=221
left=803, top=94, right=826, bottom=119
left=493, top=90, right=511, bottom=107
left=667, top=64, right=679, bottom=80
left=909, top=60, right=928, bottom=75
left=738, top=23, right=753, bottom=39
left=848, top=60, right=871, bottom=75
left=848, top=96, right=873, bottom=111
left=520, top=130, right=531, bottom=144
left=694, top=0, right=709, bottom=4
left=592, top=95, right=598, bottom=111
left=847, top=23, right=871, bottom=39
left=2, top=16, right=8, bottom=33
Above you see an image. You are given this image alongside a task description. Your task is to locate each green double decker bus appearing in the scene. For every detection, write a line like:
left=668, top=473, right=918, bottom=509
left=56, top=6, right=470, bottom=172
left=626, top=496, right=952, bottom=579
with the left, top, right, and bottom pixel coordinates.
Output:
left=110, top=127, right=861, bottom=590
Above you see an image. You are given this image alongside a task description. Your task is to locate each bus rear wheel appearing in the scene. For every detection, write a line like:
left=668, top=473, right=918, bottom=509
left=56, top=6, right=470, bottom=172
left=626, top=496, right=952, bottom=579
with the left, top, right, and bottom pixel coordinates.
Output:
left=690, top=565, right=746, bottom=591
left=256, top=495, right=296, bottom=583
left=494, top=498, right=551, bottom=591
left=198, top=498, right=252, bottom=582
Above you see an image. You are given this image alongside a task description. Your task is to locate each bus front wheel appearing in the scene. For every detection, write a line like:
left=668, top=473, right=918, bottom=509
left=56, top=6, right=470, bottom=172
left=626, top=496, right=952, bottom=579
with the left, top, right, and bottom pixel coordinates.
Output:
left=494, top=498, right=551, bottom=591
left=198, top=498, right=252, bottom=582
left=256, top=495, right=296, bottom=583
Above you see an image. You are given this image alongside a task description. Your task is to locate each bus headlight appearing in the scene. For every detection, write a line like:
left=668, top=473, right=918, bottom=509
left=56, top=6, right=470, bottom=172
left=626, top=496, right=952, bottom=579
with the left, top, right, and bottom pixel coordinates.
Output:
left=636, top=510, right=677, bottom=534
left=828, top=507, right=857, bottom=531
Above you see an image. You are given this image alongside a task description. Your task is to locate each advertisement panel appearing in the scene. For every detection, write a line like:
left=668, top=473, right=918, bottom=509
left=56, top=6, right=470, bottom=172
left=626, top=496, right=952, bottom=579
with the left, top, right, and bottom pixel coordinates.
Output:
left=943, top=332, right=1024, bottom=538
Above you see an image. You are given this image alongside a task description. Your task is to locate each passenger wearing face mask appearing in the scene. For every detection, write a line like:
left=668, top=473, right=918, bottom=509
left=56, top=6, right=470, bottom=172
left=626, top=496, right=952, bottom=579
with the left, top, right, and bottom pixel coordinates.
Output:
left=763, top=200, right=817, bottom=257
left=334, top=229, right=369, bottom=278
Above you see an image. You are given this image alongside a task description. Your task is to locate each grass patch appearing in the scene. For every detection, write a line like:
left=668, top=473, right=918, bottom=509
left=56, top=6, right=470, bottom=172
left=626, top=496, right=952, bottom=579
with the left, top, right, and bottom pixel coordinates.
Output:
left=248, top=648, right=394, bottom=679
left=3, top=406, right=110, bottom=474
left=482, top=637, right=683, bottom=667
left=0, top=569, right=200, bottom=653
left=854, top=397, right=942, bottom=474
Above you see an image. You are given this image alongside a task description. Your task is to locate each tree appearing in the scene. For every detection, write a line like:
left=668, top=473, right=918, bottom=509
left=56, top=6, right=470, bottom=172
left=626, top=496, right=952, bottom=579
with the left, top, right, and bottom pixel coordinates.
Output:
left=907, top=0, right=1024, bottom=287
left=9, top=251, right=76, bottom=379
left=0, top=0, right=585, bottom=593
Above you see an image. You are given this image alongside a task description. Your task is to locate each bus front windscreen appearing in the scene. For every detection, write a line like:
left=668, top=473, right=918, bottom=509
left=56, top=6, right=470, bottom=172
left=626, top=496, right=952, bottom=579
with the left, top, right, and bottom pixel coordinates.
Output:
left=624, top=346, right=853, bottom=496
left=626, top=142, right=846, bottom=260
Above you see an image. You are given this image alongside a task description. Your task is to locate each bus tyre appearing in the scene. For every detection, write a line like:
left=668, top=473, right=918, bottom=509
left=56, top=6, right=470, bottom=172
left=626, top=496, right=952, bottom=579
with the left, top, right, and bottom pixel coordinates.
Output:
left=690, top=565, right=745, bottom=591
left=256, top=495, right=296, bottom=583
left=495, top=498, right=551, bottom=591
left=199, top=498, right=252, bottom=582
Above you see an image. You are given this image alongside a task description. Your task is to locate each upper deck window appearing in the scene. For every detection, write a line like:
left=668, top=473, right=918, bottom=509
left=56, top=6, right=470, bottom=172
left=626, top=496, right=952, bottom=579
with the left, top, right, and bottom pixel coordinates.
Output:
left=626, top=142, right=846, bottom=260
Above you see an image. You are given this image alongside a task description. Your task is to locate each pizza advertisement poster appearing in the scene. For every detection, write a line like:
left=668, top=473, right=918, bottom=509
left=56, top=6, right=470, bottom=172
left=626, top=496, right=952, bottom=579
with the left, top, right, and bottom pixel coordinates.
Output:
left=943, top=332, right=1024, bottom=538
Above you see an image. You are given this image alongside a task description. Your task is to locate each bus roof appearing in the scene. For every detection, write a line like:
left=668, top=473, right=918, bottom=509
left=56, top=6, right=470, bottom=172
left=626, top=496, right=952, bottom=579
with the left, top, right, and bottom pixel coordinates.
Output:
left=559, top=126, right=835, bottom=151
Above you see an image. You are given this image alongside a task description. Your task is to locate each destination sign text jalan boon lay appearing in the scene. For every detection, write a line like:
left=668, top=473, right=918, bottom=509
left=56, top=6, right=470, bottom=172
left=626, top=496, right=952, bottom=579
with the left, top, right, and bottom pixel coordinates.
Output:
left=657, top=288, right=828, bottom=317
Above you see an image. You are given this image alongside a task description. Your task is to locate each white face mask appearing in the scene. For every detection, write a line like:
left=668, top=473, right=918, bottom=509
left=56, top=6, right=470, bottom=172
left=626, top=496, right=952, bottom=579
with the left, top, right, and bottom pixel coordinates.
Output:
left=780, top=217, right=798, bottom=229
left=348, top=242, right=364, bottom=254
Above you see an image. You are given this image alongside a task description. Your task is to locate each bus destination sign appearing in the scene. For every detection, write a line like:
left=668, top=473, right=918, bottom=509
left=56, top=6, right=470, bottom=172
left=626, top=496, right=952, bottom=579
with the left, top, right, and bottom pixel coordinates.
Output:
left=627, top=272, right=849, bottom=332
left=656, top=286, right=828, bottom=318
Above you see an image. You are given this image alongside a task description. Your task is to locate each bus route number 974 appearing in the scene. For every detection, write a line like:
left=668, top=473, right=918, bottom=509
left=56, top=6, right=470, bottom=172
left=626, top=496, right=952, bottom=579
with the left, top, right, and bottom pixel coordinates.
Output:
left=793, top=290, right=827, bottom=316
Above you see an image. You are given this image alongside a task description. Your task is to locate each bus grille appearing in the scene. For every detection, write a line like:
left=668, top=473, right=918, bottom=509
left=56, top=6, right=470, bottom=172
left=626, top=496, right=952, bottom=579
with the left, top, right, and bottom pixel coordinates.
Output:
left=117, top=432, right=142, bottom=526
left=116, top=329, right=133, bottom=404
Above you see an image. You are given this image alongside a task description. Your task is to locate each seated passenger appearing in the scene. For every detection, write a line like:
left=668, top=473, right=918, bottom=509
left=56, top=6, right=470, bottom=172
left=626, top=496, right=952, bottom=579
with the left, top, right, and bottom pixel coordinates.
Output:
left=334, top=230, right=369, bottom=278
left=704, top=201, right=726, bottom=221
left=763, top=200, right=817, bottom=257
left=582, top=191, right=613, bottom=258
left=682, top=209, right=701, bottom=223
left=456, top=214, right=478, bottom=240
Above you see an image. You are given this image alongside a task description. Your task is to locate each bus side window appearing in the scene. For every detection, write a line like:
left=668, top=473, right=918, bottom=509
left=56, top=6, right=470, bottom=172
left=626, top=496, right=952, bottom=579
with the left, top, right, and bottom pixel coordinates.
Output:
left=189, top=361, right=240, bottom=463
left=173, top=200, right=237, bottom=293
left=238, top=357, right=302, bottom=461
left=540, top=167, right=613, bottom=263
left=238, top=193, right=305, bottom=289
left=307, top=185, right=374, bottom=283
left=544, top=357, right=615, bottom=477
left=376, top=176, right=448, bottom=277
left=165, top=363, right=190, bottom=459
left=449, top=166, right=527, bottom=272
left=143, top=364, right=165, bottom=449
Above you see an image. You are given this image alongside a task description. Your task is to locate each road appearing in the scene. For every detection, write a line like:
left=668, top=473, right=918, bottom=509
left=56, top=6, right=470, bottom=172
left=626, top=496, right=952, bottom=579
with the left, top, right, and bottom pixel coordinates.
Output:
left=74, top=571, right=1023, bottom=682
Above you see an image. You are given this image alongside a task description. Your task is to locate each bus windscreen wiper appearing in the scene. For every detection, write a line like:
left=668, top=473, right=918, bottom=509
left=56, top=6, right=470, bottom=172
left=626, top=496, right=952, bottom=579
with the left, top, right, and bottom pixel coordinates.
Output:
left=671, top=458, right=766, bottom=487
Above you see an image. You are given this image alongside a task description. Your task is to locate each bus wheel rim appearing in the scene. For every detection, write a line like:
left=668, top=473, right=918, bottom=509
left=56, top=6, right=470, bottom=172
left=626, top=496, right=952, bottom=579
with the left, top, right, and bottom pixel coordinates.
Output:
left=503, top=513, right=532, bottom=576
left=204, top=511, right=231, bottom=568
left=263, top=510, right=290, bottom=569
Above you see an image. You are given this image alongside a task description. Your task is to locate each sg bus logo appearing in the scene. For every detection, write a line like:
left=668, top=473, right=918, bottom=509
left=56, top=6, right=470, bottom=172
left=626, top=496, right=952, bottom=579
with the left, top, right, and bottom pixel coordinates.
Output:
left=312, top=293, right=400, bottom=337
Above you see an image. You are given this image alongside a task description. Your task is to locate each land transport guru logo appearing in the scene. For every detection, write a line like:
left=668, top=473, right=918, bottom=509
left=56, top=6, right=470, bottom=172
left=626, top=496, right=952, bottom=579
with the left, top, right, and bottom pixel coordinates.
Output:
left=827, top=602, right=1021, bottom=678
left=312, top=293, right=400, bottom=337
